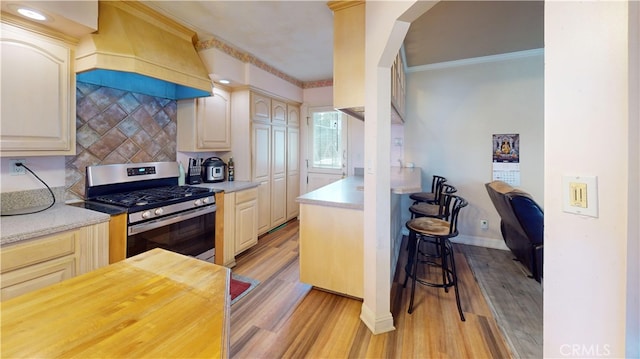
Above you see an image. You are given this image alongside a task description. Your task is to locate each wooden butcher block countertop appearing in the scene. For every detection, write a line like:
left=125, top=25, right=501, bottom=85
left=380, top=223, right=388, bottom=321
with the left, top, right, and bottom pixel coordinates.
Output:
left=0, top=248, right=230, bottom=358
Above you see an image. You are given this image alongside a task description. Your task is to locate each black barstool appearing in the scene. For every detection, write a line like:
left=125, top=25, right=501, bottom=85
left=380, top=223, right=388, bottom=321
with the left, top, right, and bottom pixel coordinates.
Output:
left=403, top=194, right=468, bottom=321
left=409, top=175, right=447, bottom=205
left=409, top=183, right=457, bottom=219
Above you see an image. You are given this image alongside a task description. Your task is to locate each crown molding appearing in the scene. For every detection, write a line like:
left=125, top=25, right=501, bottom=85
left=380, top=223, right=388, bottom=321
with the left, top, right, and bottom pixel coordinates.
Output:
left=197, top=36, right=333, bottom=89
left=406, top=48, right=544, bottom=73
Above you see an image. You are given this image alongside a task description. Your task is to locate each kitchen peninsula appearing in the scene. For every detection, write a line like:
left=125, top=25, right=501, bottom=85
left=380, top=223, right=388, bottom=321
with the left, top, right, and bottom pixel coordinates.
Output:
left=1, top=248, right=230, bottom=358
left=296, top=167, right=421, bottom=298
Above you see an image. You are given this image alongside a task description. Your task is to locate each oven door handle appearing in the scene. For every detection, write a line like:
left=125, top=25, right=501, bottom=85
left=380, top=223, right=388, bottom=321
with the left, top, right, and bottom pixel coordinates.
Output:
left=128, top=205, right=217, bottom=235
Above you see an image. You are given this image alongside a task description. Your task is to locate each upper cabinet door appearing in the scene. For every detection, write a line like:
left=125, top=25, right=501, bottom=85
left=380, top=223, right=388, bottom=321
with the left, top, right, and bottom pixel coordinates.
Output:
left=251, top=92, right=271, bottom=123
left=330, top=1, right=365, bottom=111
left=287, top=105, right=300, bottom=127
left=271, top=100, right=287, bottom=125
left=197, top=88, right=231, bottom=150
left=252, top=123, right=271, bottom=182
left=0, top=22, right=75, bottom=156
left=177, top=87, right=231, bottom=152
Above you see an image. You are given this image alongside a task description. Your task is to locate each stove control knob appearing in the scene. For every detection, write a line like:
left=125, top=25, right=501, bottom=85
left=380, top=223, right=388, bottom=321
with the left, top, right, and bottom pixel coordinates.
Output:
left=194, top=199, right=202, bottom=206
left=202, top=197, right=210, bottom=204
left=154, top=208, right=164, bottom=216
left=142, top=211, right=151, bottom=219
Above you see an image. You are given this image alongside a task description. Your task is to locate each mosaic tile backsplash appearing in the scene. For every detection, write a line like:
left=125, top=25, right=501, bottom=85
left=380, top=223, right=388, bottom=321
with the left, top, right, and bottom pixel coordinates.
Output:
left=66, top=82, right=178, bottom=201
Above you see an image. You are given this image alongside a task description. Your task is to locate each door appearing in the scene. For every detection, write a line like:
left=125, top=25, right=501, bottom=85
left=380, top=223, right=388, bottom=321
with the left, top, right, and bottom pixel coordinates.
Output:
left=270, top=125, right=287, bottom=227
left=286, top=126, right=300, bottom=220
left=305, top=108, right=348, bottom=193
left=252, top=123, right=271, bottom=234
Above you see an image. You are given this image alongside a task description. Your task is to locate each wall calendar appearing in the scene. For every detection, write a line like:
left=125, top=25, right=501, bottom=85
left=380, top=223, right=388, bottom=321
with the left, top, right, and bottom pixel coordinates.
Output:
left=492, top=134, right=520, bottom=186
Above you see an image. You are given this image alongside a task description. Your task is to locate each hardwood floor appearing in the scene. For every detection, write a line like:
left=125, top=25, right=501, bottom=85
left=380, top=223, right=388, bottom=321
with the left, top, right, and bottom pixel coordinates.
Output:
left=229, top=220, right=513, bottom=358
left=458, top=245, right=543, bottom=359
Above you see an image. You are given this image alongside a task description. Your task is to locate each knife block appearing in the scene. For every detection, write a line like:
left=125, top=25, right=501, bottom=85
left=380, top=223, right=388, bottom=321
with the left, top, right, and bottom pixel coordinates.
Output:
left=186, top=162, right=202, bottom=184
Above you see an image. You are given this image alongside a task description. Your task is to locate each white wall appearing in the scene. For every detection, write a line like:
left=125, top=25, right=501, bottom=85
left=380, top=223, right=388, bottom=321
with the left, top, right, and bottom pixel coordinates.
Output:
left=0, top=157, right=66, bottom=193
left=545, top=2, right=638, bottom=357
left=404, top=51, right=544, bottom=247
left=199, top=47, right=303, bottom=103
left=627, top=2, right=640, bottom=356
left=390, top=123, right=404, bottom=168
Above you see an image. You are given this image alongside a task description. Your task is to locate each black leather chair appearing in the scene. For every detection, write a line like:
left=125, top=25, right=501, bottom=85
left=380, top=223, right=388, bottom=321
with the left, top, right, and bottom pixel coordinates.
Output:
left=485, top=181, right=544, bottom=282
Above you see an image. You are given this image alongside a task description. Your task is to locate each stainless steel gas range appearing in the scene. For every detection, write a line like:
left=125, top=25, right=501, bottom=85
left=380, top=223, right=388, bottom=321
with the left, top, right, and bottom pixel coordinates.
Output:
left=84, top=161, right=217, bottom=260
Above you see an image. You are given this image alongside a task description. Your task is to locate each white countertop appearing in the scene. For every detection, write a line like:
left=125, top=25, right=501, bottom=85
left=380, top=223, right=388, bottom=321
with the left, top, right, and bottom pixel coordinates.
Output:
left=1, top=204, right=110, bottom=245
left=296, top=167, right=422, bottom=210
left=297, top=176, right=365, bottom=210
left=390, top=166, right=423, bottom=194
left=194, top=181, right=260, bottom=193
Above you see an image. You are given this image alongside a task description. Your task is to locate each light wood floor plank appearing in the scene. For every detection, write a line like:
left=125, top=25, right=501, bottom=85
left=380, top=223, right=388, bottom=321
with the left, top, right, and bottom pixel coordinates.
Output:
left=229, top=219, right=524, bottom=358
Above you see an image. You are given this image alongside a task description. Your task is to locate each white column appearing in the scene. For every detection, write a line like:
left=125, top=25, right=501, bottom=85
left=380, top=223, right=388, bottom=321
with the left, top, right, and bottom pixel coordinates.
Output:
left=359, top=0, right=436, bottom=335
left=544, top=1, right=637, bottom=357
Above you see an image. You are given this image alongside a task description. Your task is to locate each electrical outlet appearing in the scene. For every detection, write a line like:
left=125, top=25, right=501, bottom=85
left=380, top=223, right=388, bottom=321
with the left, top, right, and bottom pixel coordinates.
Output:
left=480, top=219, right=489, bottom=230
left=10, top=159, right=26, bottom=175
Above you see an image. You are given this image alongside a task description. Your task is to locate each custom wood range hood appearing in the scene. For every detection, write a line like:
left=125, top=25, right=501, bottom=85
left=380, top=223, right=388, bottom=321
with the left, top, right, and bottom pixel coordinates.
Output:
left=75, top=0, right=211, bottom=100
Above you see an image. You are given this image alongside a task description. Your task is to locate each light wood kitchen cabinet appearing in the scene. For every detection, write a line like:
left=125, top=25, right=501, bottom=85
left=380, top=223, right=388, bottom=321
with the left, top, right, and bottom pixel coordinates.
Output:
left=271, top=100, right=287, bottom=125
left=287, top=104, right=300, bottom=127
left=231, top=89, right=300, bottom=235
left=251, top=92, right=271, bottom=124
left=252, top=122, right=272, bottom=234
left=108, top=213, right=127, bottom=264
left=298, top=203, right=363, bottom=298
left=329, top=1, right=406, bottom=123
left=0, top=21, right=76, bottom=156
left=177, top=87, right=231, bottom=152
left=329, top=1, right=365, bottom=116
left=222, top=187, right=258, bottom=265
left=391, top=52, right=406, bottom=124
left=0, top=222, right=109, bottom=301
left=270, top=125, right=287, bottom=227
left=286, top=126, right=300, bottom=220
left=234, top=188, right=258, bottom=254
left=222, top=192, right=236, bottom=267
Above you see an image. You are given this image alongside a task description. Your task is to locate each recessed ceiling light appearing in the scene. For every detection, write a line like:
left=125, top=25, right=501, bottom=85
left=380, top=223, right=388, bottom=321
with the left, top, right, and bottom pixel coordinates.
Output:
left=219, top=79, right=230, bottom=84
left=17, top=8, right=47, bottom=21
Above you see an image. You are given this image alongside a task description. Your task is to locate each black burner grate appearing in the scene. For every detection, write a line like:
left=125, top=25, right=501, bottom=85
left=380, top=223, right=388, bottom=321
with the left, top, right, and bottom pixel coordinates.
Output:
left=93, top=186, right=211, bottom=208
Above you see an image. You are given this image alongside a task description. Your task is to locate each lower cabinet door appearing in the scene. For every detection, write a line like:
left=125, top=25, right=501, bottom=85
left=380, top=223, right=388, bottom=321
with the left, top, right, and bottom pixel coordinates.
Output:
left=1, top=255, right=75, bottom=301
left=235, top=199, right=258, bottom=254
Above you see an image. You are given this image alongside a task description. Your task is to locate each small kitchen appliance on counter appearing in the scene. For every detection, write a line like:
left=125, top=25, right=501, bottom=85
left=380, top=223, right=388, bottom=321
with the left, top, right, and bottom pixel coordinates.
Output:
left=186, top=158, right=202, bottom=184
left=202, top=157, right=226, bottom=183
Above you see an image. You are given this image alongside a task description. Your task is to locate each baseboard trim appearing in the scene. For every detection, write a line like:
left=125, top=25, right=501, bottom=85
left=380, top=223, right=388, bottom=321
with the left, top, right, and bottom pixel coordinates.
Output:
left=360, top=304, right=396, bottom=335
left=450, top=234, right=510, bottom=251
left=401, top=229, right=509, bottom=251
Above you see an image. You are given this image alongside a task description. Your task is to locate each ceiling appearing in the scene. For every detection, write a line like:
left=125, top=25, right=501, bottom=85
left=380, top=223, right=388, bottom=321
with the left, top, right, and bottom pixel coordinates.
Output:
left=143, top=1, right=544, bottom=84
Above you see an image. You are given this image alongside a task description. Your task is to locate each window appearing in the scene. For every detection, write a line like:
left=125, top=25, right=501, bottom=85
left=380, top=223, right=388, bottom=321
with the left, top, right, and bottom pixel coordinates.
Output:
left=310, top=110, right=346, bottom=170
left=305, top=108, right=348, bottom=193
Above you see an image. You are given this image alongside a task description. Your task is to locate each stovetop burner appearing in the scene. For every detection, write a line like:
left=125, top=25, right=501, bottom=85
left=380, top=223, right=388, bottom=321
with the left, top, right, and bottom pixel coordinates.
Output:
left=85, top=162, right=217, bottom=224
left=93, top=185, right=211, bottom=209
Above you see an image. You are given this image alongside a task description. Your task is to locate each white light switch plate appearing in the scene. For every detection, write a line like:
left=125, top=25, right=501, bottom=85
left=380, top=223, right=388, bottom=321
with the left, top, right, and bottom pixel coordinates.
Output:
left=562, top=175, right=598, bottom=217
